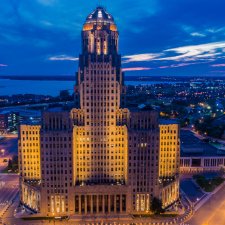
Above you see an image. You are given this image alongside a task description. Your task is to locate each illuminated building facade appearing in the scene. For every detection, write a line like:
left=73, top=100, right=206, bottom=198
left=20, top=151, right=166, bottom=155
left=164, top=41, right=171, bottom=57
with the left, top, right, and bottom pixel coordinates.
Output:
left=159, top=122, right=180, bottom=208
left=19, top=7, right=180, bottom=217
left=0, top=111, right=20, bottom=133
left=19, top=124, right=41, bottom=211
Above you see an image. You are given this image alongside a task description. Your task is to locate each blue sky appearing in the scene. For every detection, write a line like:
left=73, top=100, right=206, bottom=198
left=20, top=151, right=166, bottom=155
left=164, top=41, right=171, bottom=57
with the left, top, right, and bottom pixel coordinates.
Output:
left=1, top=0, right=225, bottom=76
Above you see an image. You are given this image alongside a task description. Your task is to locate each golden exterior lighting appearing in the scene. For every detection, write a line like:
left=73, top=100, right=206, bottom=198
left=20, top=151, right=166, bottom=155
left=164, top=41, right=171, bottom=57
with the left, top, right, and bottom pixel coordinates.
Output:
left=97, top=25, right=102, bottom=30
left=159, top=123, right=180, bottom=208
left=18, top=124, right=41, bottom=180
left=83, top=23, right=93, bottom=31
left=18, top=124, right=41, bottom=212
left=110, top=24, right=117, bottom=31
left=19, top=6, right=180, bottom=218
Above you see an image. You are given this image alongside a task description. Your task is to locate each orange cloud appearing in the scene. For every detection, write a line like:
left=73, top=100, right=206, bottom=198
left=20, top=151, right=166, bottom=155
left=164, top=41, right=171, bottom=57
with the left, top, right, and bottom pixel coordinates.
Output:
left=211, top=64, right=225, bottom=67
left=122, top=67, right=152, bottom=72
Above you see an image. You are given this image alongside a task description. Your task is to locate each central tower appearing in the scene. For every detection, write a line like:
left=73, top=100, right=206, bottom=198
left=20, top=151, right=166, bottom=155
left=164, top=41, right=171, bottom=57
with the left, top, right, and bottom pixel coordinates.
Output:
left=74, top=7, right=127, bottom=185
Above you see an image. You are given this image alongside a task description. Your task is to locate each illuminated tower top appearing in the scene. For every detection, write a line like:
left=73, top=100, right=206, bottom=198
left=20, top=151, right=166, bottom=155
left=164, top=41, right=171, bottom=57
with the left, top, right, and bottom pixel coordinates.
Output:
left=81, top=7, right=119, bottom=57
left=76, top=6, right=124, bottom=107
left=73, top=7, right=127, bottom=185
left=85, top=6, right=115, bottom=25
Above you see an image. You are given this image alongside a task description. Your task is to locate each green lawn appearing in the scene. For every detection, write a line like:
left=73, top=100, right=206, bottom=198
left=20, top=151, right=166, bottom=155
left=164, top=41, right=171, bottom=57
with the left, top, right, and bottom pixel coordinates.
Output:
left=193, top=174, right=224, bottom=192
left=1, top=165, right=18, bottom=174
left=1, top=155, right=18, bottom=173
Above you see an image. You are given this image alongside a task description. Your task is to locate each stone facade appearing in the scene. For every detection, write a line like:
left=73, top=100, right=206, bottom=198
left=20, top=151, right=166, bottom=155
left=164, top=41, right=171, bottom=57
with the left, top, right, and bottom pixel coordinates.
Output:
left=19, top=7, right=180, bottom=218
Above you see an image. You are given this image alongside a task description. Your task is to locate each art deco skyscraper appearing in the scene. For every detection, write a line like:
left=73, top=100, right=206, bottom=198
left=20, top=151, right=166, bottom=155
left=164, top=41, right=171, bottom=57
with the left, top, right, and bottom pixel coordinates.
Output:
left=19, top=7, right=180, bottom=218
left=73, top=6, right=127, bottom=185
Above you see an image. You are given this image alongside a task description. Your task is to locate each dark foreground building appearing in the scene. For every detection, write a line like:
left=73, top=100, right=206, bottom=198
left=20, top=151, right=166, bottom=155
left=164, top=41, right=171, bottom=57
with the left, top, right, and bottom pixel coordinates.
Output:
left=19, top=7, right=180, bottom=218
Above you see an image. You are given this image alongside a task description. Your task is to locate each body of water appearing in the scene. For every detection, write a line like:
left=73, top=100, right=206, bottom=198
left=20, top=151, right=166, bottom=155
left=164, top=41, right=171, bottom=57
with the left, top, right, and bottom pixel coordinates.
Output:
left=0, top=79, right=74, bottom=96
left=0, top=78, right=180, bottom=96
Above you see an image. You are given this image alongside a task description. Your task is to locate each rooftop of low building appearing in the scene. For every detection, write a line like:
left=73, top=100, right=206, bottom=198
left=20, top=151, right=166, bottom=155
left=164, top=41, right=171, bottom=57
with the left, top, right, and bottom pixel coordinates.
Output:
left=180, top=130, right=225, bottom=157
left=159, top=119, right=179, bottom=125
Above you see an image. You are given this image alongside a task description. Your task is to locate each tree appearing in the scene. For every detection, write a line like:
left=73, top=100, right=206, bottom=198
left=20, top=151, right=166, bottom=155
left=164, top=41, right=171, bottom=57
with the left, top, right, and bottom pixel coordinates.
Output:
left=7, top=159, right=13, bottom=170
left=60, top=90, right=70, bottom=101
left=150, top=197, right=164, bottom=214
left=7, top=155, right=18, bottom=172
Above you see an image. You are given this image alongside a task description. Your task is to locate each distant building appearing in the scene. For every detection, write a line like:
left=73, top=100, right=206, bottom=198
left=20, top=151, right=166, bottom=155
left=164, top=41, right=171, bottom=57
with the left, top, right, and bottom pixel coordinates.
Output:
left=18, top=109, right=41, bottom=124
left=19, top=7, right=180, bottom=218
left=180, top=130, right=225, bottom=173
left=0, top=111, right=20, bottom=133
left=0, top=113, right=8, bottom=131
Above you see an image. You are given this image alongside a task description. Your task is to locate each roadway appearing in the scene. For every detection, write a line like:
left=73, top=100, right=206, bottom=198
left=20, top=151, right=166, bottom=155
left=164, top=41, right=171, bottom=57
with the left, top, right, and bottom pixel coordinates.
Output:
left=188, top=183, right=225, bottom=225
left=0, top=137, right=18, bottom=157
left=0, top=135, right=18, bottom=173
left=0, top=136, right=18, bottom=174
left=0, top=174, right=19, bottom=220
left=184, top=127, right=225, bottom=145
left=1, top=201, right=192, bottom=225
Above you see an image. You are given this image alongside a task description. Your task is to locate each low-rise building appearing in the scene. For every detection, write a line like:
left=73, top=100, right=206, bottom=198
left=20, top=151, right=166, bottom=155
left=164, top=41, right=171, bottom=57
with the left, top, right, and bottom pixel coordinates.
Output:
left=0, top=111, right=20, bottom=133
left=180, top=130, right=225, bottom=173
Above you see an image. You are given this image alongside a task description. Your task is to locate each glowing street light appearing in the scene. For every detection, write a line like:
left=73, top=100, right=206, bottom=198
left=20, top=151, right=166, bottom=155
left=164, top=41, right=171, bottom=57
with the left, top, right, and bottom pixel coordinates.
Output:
left=0, top=149, right=5, bottom=156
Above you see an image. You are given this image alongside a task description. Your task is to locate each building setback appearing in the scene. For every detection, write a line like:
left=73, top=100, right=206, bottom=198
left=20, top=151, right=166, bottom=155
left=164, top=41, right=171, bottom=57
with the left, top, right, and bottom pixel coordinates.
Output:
left=19, top=7, right=180, bottom=217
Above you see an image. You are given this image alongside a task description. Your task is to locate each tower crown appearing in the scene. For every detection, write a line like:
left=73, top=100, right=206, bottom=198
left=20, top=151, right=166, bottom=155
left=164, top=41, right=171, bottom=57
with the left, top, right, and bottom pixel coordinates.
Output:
left=83, top=7, right=117, bottom=31
left=86, top=6, right=115, bottom=24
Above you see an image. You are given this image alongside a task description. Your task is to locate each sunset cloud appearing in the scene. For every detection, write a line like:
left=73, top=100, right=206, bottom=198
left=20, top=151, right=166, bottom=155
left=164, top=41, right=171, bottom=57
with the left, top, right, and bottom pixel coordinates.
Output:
left=161, top=41, right=225, bottom=61
left=1, top=0, right=225, bottom=76
left=122, top=41, right=225, bottom=65
left=48, top=55, right=79, bottom=61
left=158, top=63, right=198, bottom=69
left=122, top=67, right=152, bottom=72
left=211, top=64, right=225, bottom=67
left=122, top=53, right=161, bottom=63
left=190, top=32, right=206, bottom=37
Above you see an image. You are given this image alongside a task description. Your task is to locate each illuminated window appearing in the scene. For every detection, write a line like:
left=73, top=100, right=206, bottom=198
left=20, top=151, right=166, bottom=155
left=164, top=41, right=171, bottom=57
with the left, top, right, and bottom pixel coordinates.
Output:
left=98, top=10, right=103, bottom=18
left=146, top=194, right=150, bottom=211
left=140, top=194, right=145, bottom=211
left=136, top=194, right=139, bottom=211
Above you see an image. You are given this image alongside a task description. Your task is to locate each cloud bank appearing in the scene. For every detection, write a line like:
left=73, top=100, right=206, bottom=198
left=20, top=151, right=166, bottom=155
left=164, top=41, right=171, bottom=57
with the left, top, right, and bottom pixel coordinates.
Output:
left=123, top=41, right=225, bottom=66
left=122, top=67, right=152, bottom=72
left=48, top=55, right=79, bottom=61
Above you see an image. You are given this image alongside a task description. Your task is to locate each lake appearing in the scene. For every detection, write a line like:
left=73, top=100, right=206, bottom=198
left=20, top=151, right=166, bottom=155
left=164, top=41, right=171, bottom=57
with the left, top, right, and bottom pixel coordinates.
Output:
left=0, top=78, right=179, bottom=96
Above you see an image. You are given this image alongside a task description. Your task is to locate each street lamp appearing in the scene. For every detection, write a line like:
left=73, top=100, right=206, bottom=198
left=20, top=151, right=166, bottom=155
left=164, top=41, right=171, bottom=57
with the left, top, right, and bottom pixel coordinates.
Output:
left=1, top=149, right=5, bottom=156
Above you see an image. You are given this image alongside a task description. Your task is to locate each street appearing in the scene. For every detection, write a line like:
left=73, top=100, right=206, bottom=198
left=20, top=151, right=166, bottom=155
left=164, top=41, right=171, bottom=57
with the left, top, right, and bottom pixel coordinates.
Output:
left=0, top=174, right=19, bottom=220
left=188, top=184, right=225, bottom=225
left=0, top=137, right=18, bottom=158
left=0, top=136, right=18, bottom=174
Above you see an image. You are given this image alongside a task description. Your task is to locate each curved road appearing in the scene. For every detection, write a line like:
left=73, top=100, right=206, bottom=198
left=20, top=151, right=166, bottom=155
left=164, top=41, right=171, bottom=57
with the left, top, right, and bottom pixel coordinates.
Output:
left=188, top=184, right=225, bottom=225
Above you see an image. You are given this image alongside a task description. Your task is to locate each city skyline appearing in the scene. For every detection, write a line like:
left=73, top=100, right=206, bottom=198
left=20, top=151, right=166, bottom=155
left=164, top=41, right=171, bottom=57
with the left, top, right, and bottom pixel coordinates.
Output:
left=1, top=0, right=225, bottom=77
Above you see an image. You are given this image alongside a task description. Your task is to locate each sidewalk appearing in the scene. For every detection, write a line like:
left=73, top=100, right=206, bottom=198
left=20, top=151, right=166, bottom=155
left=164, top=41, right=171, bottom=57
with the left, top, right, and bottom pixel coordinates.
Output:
left=0, top=190, right=18, bottom=218
left=194, top=180, right=225, bottom=212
